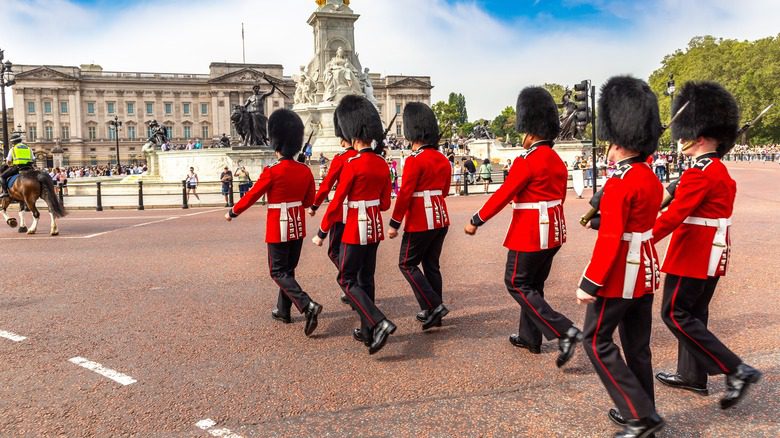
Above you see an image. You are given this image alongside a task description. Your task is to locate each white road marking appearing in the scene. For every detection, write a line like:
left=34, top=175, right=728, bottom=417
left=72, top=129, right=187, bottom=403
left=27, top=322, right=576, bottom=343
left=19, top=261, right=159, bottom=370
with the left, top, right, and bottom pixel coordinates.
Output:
left=68, top=357, right=137, bottom=386
left=196, top=419, right=243, bottom=438
left=0, top=330, right=27, bottom=342
left=61, top=216, right=171, bottom=221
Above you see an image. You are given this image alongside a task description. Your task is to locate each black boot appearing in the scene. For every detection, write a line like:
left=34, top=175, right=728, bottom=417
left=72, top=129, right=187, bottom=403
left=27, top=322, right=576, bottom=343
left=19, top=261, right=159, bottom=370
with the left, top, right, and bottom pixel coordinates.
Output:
left=608, top=408, right=627, bottom=426
left=655, top=371, right=708, bottom=395
left=614, top=414, right=664, bottom=438
left=0, top=179, right=8, bottom=199
left=421, top=304, right=448, bottom=330
left=416, top=309, right=428, bottom=323
left=509, top=335, right=541, bottom=354
left=340, top=292, right=350, bottom=304
left=556, top=326, right=583, bottom=367
left=303, top=301, right=323, bottom=337
left=368, top=319, right=397, bottom=355
left=353, top=328, right=371, bottom=346
left=271, top=308, right=292, bottom=324
left=720, top=363, right=762, bottom=409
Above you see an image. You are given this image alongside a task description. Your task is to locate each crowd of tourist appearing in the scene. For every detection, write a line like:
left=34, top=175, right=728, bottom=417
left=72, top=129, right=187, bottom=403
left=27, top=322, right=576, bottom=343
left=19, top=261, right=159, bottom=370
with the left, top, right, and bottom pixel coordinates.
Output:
left=723, top=144, right=780, bottom=161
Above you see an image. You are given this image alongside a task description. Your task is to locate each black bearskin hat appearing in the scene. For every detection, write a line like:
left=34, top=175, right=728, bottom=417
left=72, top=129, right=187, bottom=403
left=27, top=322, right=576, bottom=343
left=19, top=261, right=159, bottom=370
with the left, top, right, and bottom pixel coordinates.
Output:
left=333, top=111, right=344, bottom=140
left=403, top=102, right=440, bottom=146
left=598, top=76, right=662, bottom=158
left=335, top=95, right=384, bottom=147
left=268, top=109, right=304, bottom=158
left=671, top=81, right=739, bottom=157
left=515, top=87, right=560, bottom=141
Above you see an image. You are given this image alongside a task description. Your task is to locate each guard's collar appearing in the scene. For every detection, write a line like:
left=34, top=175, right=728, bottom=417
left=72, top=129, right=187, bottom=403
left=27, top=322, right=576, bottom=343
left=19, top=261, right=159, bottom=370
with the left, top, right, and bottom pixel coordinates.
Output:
left=694, top=152, right=718, bottom=161
left=617, top=155, right=643, bottom=166
left=358, top=147, right=373, bottom=153
left=529, top=140, right=554, bottom=149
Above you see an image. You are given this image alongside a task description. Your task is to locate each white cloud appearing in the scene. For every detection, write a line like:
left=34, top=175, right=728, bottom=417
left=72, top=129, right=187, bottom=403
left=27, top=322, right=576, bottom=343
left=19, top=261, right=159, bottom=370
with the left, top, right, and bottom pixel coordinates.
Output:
left=1, top=0, right=778, bottom=119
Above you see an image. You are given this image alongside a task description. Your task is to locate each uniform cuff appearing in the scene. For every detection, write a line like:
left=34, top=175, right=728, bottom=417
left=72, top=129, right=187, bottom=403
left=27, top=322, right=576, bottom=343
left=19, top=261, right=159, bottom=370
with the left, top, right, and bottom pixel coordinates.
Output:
left=228, top=209, right=238, bottom=218
left=317, top=229, right=328, bottom=239
left=579, top=277, right=601, bottom=296
left=310, top=204, right=320, bottom=212
left=389, top=218, right=402, bottom=230
left=470, top=213, right=485, bottom=227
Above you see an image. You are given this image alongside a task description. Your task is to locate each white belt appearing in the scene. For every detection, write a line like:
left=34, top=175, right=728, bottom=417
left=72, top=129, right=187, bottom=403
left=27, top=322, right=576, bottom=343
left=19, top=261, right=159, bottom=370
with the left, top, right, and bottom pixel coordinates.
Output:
left=342, top=199, right=348, bottom=223
left=512, top=199, right=563, bottom=249
left=348, top=199, right=380, bottom=245
left=621, top=229, right=653, bottom=299
left=413, top=190, right=443, bottom=230
left=267, top=201, right=303, bottom=242
left=684, top=216, right=732, bottom=276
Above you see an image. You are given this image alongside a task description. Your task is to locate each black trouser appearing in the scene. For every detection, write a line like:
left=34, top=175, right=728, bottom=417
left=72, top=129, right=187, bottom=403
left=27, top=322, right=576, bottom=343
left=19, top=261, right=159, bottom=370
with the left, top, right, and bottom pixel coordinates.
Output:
left=504, top=248, right=573, bottom=345
left=398, top=227, right=448, bottom=311
left=0, top=166, right=20, bottom=191
left=661, top=275, right=741, bottom=384
left=339, top=242, right=386, bottom=338
left=583, top=295, right=656, bottom=420
left=267, top=240, right=312, bottom=316
left=328, top=222, right=347, bottom=295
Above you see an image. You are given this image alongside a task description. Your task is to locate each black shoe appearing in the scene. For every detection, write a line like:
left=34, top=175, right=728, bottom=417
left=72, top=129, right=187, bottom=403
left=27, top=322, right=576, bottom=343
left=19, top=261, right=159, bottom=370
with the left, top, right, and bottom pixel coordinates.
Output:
left=0, top=191, right=8, bottom=199
left=614, top=414, right=664, bottom=438
left=608, top=408, right=627, bottom=427
left=303, top=301, right=323, bottom=337
left=720, top=363, right=762, bottom=409
left=353, top=328, right=370, bottom=346
left=271, top=309, right=292, bottom=324
left=421, top=304, right=449, bottom=330
left=416, top=309, right=441, bottom=326
left=508, top=335, right=541, bottom=354
left=556, top=326, right=583, bottom=368
left=368, top=319, right=397, bottom=355
left=340, top=293, right=350, bottom=304
left=224, top=203, right=229, bottom=207
left=655, top=371, right=708, bottom=395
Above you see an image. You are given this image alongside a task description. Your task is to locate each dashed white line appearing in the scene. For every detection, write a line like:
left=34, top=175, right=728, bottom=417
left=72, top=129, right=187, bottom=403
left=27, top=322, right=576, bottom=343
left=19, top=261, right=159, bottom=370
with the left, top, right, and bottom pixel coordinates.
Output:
left=0, top=330, right=27, bottom=342
left=196, top=418, right=244, bottom=438
left=68, top=356, right=137, bottom=386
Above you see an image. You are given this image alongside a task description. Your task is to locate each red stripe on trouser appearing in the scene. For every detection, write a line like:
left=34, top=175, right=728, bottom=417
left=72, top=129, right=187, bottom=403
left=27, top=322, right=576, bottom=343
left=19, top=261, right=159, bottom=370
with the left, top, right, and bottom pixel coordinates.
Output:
left=592, top=299, right=639, bottom=419
left=669, top=277, right=730, bottom=373
left=268, top=251, right=301, bottom=312
left=510, top=253, right=561, bottom=338
left=402, top=235, right=433, bottom=308
left=339, top=242, right=376, bottom=326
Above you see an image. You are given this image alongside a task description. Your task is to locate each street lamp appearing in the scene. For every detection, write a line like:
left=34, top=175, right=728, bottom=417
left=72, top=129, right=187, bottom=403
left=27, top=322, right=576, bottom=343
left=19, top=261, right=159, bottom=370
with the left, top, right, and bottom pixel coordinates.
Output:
left=0, top=49, right=17, bottom=159
left=109, top=115, right=122, bottom=173
left=665, top=74, right=676, bottom=150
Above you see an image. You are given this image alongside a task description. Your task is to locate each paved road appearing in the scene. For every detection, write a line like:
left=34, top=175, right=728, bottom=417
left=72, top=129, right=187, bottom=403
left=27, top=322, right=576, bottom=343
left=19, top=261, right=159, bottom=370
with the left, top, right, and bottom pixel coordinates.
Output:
left=1, top=162, right=778, bottom=437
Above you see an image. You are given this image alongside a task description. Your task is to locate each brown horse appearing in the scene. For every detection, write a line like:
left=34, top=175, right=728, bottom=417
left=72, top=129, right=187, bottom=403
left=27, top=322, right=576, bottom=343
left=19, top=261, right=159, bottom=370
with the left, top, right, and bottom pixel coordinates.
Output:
left=0, top=168, right=66, bottom=235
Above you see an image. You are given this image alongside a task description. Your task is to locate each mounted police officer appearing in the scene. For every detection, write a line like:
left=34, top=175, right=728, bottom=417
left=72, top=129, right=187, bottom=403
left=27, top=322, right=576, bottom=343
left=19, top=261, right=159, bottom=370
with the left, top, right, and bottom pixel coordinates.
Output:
left=0, top=132, right=34, bottom=199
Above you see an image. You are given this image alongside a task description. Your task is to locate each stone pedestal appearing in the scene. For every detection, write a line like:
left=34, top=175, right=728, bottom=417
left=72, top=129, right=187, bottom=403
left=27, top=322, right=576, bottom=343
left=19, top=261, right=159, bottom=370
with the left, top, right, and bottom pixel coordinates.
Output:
left=151, top=148, right=278, bottom=182
left=294, top=101, right=344, bottom=157
left=465, top=139, right=591, bottom=168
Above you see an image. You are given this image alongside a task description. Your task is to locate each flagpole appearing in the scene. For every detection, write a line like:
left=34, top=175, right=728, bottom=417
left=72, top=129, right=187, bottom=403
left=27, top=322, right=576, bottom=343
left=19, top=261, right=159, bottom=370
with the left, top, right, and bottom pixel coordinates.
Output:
left=241, top=22, right=246, bottom=63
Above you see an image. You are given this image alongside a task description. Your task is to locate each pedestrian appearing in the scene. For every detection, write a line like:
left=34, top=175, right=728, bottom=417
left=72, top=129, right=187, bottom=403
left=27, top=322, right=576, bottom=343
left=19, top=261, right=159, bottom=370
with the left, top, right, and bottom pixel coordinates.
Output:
left=465, top=87, right=582, bottom=368
left=312, top=95, right=396, bottom=355
left=463, top=156, right=476, bottom=185
left=304, top=141, right=313, bottom=165
left=185, top=167, right=200, bottom=202
left=308, top=111, right=359, bottom=305
left=389, top=160, right=399, bottom=198
left=653, top=81, right=762, bottom=410
left=220, top=166, right=233, bottom=207
left=575, top=76, right=665, bottom=438
left=225, top=109, right=322, bottom=337
left=479, top=158, right=493, bottom=193
left=502, top=159, right=511, bottom=180
left=452, top=158, right=462, bottom=196
left=387, top=102, right=452, bottom=329
left=235, top=166, right=252, bottom=198
left=654, top=153, right=667, bottom=181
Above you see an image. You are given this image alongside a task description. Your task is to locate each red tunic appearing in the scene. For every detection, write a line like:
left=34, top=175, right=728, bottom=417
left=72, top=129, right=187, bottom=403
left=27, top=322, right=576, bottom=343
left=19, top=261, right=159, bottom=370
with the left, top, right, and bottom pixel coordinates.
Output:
left=472, top=142, right=567, bottom=252
left=312, top=148, right=358, bottom=220
left=653, top=153, right=735, bottom=279
left=579, top=157, right=663, bottom=299
left=319, top=148, right=392, bottom=245
left=389, top=146, right=452, bottom=232
left=231, top=158, right=315, bottom=243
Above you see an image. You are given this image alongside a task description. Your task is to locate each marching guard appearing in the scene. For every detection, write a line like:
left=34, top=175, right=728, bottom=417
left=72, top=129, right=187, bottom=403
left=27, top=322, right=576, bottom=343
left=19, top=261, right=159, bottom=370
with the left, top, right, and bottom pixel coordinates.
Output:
left=225, top=109, right=323, bottom=337
left=387, top=102, right=451, bottom=329
left=653, top=81, right=761, bottom=408
left=309, top=113, right=358, bottom=304
left=465, top=87, right=582, bottom=367
left=312, top=95, right=396, bottom=354
left=575, top=76, right=665, bottom=437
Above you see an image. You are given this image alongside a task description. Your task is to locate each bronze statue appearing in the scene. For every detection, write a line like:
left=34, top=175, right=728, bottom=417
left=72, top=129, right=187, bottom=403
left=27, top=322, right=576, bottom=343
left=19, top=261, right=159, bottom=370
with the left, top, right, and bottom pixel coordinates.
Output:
left=557, top=88, right=581, bottom=141
left=231, top=74, right=285, bottom=147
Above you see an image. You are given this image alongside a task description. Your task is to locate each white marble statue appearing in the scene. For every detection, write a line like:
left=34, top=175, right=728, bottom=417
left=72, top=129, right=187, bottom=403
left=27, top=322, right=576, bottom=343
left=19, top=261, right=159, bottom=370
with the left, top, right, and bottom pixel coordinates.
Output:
left=361, top=67, right=378, bottom=106
left=323, top=46, right=363, bottom=102
left=294, top=66, right=318, bottom=105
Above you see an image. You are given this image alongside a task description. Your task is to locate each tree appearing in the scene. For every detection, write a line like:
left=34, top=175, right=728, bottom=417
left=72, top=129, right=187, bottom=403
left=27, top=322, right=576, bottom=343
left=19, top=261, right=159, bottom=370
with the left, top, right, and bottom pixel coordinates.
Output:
left=431, top=100, right=459, bottom=140
left=649, top=35, right=780, bottom=146
left=490, top=106, right=517, bottom=142
left=543, top=83, right=567, bottom=105
left=448, top=93, right=468, bottom=126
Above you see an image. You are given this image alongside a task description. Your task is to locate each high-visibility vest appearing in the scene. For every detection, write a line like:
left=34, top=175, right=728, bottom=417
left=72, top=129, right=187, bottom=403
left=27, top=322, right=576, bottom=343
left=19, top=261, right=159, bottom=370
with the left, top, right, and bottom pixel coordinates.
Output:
left=11, top=144, right=33, bottom=166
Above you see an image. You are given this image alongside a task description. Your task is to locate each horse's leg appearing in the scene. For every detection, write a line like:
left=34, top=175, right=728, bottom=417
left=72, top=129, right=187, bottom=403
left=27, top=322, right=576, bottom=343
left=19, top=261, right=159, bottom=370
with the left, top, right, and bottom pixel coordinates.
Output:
left=0, top=199, right=15, bottom=228
left=26, top=196, right=40, bottom=235
left=17, top=205, right=27, bottom=233
left=49, top=210, right=59, bottom=236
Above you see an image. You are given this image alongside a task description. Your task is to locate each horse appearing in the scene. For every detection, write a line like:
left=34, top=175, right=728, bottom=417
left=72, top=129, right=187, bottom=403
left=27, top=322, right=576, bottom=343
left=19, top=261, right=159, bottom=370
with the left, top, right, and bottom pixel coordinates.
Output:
left=0, top=168, right=66, bottom=236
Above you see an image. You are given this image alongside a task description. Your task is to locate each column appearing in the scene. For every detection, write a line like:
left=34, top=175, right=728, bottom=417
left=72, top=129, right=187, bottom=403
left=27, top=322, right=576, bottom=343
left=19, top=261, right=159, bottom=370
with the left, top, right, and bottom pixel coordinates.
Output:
left=52, top=89, right=61, bottom=141
left=71, top=87, right=83, bottom=140
left=35, top=89, right=44, bottom=142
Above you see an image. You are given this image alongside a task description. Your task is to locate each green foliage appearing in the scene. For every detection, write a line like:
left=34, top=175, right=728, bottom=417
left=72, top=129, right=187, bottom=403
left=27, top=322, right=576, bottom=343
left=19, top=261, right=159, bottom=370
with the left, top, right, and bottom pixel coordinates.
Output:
left=490, top=106, right=518, bottom=142
left=649, top=34, right=780, bottom=145
left=543, top=83, right=567, bottom=104
left=432, top=92, right=470, bottom=139
left=448, top=92, right=468, bottom=125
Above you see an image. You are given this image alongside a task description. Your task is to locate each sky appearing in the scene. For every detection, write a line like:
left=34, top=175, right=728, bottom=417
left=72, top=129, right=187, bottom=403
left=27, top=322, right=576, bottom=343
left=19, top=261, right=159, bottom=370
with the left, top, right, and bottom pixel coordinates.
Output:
left=1, top=0, right=778, bottom=119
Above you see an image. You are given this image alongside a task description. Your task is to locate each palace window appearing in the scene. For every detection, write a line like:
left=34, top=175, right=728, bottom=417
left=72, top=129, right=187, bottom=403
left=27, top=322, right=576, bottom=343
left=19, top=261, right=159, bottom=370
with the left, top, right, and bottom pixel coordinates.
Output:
left=107, top=102, right=116, bottom=114
left=164, top=102, right=173, bottom=115
left=108, top=125, right=117, bottom=140
left=165, top=125, right=174, bottom=138
left=183, top=103, right=191, bottom=115
left=60, top=101, right=69, bottom=114
left=88, top=126, right=96, bottom=140
left=27, top=101, right=35, bottom=114
left=89, top=148, right=96, bottom=152
left=201, top=124, right=209, bottom=139
left=396, top=122, right=402, bottom=136
left=127, top=125, right=136, bottom=140
left=146, top=102, right=154, bottom=115
left=127, top=102, right=135, bottom=115
left=183, top=125, right=191, bottom=139
left=273, top=100, right=280, bottom=108
left=87, top=102, right=96, bottom=115
left=44, top=125, right=54, bottom=140
left=28, top=125, right=37, bottom=142
left=146, top=125, right=153, bottom=139
left=200, top=103, right=208, bottom=115
left=44, top=101, right=52, bottom=114
left=61, top=125, right=70, bottom=140
left=396, top=103, right=401, bottom=115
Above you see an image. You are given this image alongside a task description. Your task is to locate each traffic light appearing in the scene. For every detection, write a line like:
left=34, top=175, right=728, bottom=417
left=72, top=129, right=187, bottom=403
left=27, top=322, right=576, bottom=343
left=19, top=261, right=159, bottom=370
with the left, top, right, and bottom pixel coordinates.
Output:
left=574, top=80, right=590, bottom=134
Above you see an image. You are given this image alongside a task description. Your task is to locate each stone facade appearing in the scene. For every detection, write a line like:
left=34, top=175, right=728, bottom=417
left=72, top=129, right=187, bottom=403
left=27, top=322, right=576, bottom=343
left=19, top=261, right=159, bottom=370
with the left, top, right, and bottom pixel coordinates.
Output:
left=11, top=62, right=431, bottom=166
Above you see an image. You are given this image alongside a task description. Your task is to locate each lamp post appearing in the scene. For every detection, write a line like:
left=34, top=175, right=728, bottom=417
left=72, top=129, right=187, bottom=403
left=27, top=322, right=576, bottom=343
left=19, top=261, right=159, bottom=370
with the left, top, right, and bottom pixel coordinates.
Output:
left=109, top=115, right=122, bottom=173
left=665, top=74, right=676, bottom=151
left=1, top=49, right=17, bottom=159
